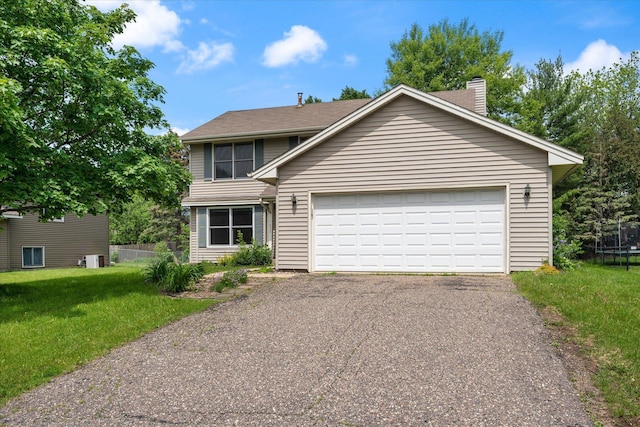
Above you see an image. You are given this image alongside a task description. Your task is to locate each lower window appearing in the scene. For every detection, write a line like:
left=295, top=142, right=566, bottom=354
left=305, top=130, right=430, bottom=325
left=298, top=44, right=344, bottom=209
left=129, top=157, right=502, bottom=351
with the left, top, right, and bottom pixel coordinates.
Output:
left=22, top=247, right=45, bottom=268
left=209, top=207, right=253, bottom=245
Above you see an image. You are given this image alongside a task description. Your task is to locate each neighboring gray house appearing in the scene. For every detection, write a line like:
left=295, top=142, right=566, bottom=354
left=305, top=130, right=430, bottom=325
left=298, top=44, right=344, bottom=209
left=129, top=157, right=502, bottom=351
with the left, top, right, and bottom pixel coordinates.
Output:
left=182, top=80, right=583, bottom=273
left=0, top=212, right=109, bottom=270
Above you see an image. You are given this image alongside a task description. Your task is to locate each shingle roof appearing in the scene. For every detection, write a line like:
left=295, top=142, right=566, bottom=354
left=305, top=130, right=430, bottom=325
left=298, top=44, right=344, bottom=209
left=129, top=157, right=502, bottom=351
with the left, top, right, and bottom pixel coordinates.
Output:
left=429, top=89, right=476, bottom=112
left=181, top=98, right=372, bottom=141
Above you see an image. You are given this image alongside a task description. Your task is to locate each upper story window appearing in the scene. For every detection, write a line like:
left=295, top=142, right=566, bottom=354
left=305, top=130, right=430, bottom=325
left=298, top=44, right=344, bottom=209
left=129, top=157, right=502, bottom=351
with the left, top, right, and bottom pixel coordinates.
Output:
left=214, top=142, right=253, bottom=180
left=41, top=208, right=64, bottom=222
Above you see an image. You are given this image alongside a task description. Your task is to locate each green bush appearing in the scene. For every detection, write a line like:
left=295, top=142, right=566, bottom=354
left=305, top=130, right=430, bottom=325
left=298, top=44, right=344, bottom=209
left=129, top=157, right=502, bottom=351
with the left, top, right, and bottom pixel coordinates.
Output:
left=233, top=237, right=272, bottom=266
left=552, top=214, right=583, bottom=270
left=143, top=258, right=204, bottom=293
left=110, top=251, right=119, bottom=263
left=143, top=256, right=171, bottom=285
left=216, top=253, right=235, bottom=266
left=214, top=235, right=272, bottom=267
left=154, top=241, right=171, bottom=256
left=163, top=262, right=204, bottom=293
left=210, top=269, right=248, bottom=293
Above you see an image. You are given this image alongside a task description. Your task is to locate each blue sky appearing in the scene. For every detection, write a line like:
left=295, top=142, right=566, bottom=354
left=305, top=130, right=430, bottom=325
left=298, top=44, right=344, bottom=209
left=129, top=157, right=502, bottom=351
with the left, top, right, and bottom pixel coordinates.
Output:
left=87, top=0, right=640, bottom=136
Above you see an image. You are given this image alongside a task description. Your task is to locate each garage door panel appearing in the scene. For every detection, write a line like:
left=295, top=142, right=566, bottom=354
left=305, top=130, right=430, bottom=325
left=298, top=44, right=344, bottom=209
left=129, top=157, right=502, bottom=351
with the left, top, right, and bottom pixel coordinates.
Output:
left=430, top=211, right=452, bottom=225
left=406, top=233, right=427, bottom=246
left=359, top=212, right=379, bottom=226
left=406, top=212, right=428, bottom=225
left=359, top=234, right=379, bottom=247
left=430, top=233, right=452, bottom=246
left=336, top=234, right=357, bottom=247
left=406, top=255, right=428, bottom=268
left=381, top=255, right=403, bottom=267
left=381, top=234, right=402, bottom=247
left=480, top=232, right=503, bottom=246
left=454, top=233, right=477, bottom=246
left=313, top=189, right=505, bottom=273
left=382, top=213, right=402, bottom=226
left=479, top=210, right=503, bottom=224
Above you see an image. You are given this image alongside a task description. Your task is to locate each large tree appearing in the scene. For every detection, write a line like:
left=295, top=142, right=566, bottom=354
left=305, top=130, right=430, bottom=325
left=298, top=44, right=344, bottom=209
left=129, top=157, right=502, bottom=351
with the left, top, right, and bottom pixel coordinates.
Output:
left=553, top=53, right=640, bottom=245
left=0, top=0, right=190, bottom=220
left=516, top=55, right=587, bottom=196
left=333, top=86, right=371, bottom=101
left=384, top=19, right=525, bottom=123
left=518, top=55, right=585, bottom=150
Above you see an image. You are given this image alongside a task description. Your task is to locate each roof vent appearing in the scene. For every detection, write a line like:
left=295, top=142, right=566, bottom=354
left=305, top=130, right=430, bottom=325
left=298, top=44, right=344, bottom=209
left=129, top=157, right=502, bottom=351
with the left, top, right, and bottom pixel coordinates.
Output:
left=297, top=92, right=303, bottom=108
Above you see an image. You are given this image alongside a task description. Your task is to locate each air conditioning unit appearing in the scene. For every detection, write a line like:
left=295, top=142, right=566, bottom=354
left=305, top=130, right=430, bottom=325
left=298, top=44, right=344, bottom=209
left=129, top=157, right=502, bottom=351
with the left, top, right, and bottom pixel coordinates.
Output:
left=85, top=254, right=104, bottom=268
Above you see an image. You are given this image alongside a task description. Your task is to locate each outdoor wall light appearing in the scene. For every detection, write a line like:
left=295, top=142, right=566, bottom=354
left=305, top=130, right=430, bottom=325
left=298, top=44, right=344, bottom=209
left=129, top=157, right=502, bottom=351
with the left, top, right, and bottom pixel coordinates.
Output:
left=524, top=184, right=531, bottom=200
left=291, top=193, right=297, bottom=205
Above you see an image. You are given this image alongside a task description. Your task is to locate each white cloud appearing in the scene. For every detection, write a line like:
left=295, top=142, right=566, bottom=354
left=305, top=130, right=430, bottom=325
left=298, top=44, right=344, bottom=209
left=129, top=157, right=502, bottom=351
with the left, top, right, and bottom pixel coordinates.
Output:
left=177, top=41, right=234, bottom=74
left=262, top=25, right=327, bottom=67
left=171, top=127, right=190, bottom=136
left=343, top=54, right=358, bottom=67
left=86, top=0, right=183, bottom=52
left=566, top=39, right=630, bottom=74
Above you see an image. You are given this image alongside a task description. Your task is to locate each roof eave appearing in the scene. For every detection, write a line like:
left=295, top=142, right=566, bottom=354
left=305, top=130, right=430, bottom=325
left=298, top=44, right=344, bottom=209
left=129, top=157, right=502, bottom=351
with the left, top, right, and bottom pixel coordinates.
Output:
left=181, top=126, right=326, bottom=144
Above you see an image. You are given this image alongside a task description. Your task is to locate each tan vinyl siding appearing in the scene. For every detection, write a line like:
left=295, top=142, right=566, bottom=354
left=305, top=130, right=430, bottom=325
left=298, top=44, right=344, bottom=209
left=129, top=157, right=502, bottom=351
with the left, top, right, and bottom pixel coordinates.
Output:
left=7, top=214, right=109, bottom=269
left=0, top=220, right=8, bottom=271
left=276, top=95, right=550, bottom=272
left=264, top=137, right=290, bottom=163
left=190, top=143, right=205, bottom=180
left=189, top=179, right=269, bottom=200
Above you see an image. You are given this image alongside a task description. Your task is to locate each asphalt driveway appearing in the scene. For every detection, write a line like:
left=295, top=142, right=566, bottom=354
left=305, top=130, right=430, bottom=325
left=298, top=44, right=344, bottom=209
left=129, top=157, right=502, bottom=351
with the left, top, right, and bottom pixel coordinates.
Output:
left=0, top=274, right=592, bottom=426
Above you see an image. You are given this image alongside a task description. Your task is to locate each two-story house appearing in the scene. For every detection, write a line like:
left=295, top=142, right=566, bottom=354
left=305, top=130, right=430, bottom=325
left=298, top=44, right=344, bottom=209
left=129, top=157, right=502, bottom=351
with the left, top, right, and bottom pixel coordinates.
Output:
left=181, top=95, right=371, bottom=262
left=182, top=80, right=583, bottom=273
left=0, top=211, right=109, bottom=270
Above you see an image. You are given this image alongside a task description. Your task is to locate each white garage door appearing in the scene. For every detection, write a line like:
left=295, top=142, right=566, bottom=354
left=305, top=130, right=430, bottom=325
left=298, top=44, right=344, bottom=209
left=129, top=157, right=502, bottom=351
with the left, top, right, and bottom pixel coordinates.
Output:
left=313, top=189, right=505, bottom=273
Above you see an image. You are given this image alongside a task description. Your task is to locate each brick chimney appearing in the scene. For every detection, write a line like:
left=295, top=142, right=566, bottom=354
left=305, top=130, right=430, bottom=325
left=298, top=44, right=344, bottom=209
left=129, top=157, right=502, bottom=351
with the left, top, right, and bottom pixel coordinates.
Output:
left=466, top=77, right=487, bottom=116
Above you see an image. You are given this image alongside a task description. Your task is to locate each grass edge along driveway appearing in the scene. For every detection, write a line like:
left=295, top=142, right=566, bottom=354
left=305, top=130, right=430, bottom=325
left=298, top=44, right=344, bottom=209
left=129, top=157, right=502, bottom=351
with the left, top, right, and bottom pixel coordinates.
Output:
left=0, top=266, right=217, bottom=406
left=513, top=263, right=640, bottom=426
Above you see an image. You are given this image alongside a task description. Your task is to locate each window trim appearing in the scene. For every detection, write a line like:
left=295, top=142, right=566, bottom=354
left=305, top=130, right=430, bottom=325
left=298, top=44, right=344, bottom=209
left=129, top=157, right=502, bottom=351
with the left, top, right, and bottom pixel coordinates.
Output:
left=207, top=206, right=254, bottom=247
left=22, top=246, right=45, bottom=268
left=213, top=141, right=254, bottom=180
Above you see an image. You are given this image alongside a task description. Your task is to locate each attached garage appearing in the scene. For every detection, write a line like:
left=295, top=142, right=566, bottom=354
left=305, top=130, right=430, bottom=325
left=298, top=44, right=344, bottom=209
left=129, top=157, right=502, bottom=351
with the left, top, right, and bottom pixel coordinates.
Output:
left=251, top=84, right=583, bottom=273
left=313, top=189, right=505, bottom=273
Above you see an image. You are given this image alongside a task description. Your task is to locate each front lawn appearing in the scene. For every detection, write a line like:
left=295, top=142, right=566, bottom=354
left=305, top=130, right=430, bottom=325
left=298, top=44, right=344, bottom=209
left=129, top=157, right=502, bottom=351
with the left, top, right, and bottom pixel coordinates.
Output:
left=513, top=263, right=640, bottom=424
left=0, top=266, right=217, bottom=406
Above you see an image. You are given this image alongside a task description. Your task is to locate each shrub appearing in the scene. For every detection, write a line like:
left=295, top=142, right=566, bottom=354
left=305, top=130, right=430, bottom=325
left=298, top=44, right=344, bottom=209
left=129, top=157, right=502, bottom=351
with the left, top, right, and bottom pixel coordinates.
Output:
left=535, top=262, right=560, bottom=275
left=143, top=258, right=205, bottom=293
left=233, top=238, right=272, bottom=266
left=210, top=269, right=248, bottom=293
left=162, top=262, right=204, bottom=293
left=110, top=251, right=119, bottom=263
left=143, top=256, right=171, bottom=285
left=214, top=236, right=272, bottom=267
left=552, top=214, right=582, bottom=271
left=217, top=253, right=235, bottom=267
left=154, top=241, right=171, bottom=256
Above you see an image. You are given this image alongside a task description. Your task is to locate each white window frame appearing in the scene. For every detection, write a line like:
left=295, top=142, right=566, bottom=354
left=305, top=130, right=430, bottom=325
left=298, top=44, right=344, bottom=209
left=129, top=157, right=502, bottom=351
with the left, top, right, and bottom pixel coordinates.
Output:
left=213, top=141, right=254, bottom=180
left=207, top=206, right=254, bottom=247
left=22, top=246, right=45, bottom=268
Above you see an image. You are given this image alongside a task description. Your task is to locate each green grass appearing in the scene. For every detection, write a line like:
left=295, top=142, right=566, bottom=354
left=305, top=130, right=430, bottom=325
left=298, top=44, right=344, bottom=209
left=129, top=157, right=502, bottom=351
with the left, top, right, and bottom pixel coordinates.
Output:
left=0, top=266, right=217, bottom=405
left=513, top=263, right=640, bottom=422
